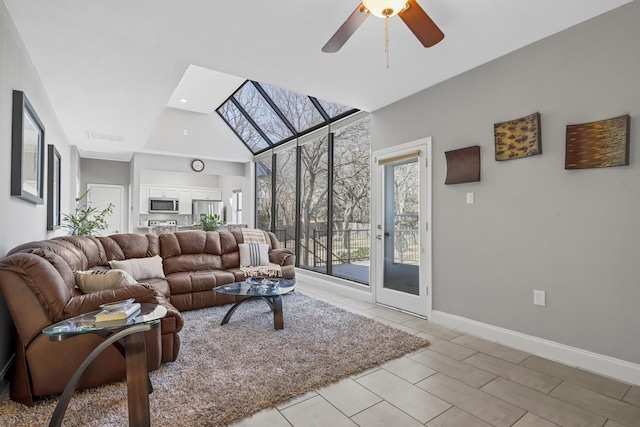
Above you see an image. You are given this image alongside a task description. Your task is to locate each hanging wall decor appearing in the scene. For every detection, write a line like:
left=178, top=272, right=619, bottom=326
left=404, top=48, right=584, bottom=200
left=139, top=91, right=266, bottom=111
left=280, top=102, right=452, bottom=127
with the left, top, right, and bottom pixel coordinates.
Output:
left=445, top=145, right=480, bottom=185
left=494, top=112, right=541, bottom=161
left=11, top=90, right=45, bottom=204
left=47, top=145, right=61, bottom=230
left=565, top=115, right=630, bottom=170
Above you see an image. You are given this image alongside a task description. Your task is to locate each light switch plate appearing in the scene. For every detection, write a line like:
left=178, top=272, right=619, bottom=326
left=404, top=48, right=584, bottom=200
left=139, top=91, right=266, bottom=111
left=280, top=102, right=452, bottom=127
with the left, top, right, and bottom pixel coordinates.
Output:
left=466, top=192, right=474, bottom=204
left=534, top=290, right=546, bottom=306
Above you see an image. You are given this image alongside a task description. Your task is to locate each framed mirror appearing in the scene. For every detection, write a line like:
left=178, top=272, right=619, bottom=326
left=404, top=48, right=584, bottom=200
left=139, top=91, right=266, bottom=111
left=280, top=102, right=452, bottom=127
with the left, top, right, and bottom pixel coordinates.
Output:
left=47, top=145, right=61, bottom=230
left=11, top=90, right=45, bottom=204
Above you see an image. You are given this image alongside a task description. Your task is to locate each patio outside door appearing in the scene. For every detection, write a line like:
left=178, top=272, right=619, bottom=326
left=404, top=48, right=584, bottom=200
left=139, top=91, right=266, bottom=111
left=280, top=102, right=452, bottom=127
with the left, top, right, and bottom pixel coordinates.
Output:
left=372, top=138, right=432, bottom=317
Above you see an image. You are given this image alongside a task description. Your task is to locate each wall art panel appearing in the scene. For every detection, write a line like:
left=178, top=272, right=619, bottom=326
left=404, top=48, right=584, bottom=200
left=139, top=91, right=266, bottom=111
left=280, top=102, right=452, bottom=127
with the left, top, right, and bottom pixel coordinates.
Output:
left=445, top=145, right=480, bottom=185
left=494, top=112, right=541, bottom=161
left=565, top=115, right=630, bottom=169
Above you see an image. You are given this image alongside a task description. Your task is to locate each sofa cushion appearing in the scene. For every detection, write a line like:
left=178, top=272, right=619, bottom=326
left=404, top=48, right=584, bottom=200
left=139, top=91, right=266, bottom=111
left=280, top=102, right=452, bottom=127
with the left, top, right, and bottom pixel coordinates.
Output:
left=99, top=233, right=160, bottom=261
left=166, top=270, right=236, bottom=295
left=139, top=278, right=171, bottom=298
left=74, top=269, right=137, bottom=293
left=108, top=255, right=165, bottom=281
left=162, top=254, right=222, bottom=275
left=239, top=243, right=270, bottom=267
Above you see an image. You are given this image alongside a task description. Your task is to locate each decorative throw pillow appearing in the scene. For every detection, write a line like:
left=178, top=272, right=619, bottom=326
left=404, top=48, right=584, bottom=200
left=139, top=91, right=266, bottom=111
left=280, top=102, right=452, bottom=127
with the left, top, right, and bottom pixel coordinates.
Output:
left=75, top=269, right=137, bottom=293
left=238, top=243, right=270, bottom=267
left=108, top=255, right=165, bottom=281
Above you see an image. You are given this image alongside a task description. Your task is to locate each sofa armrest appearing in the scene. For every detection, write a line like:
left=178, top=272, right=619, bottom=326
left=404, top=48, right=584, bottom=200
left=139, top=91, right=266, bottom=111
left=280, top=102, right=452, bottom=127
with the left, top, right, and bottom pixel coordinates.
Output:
left=269, top=248, right=295, bottom=266
left=63, top=283, right=157, bottom=318
left=154, top=293, right=184, bottom=333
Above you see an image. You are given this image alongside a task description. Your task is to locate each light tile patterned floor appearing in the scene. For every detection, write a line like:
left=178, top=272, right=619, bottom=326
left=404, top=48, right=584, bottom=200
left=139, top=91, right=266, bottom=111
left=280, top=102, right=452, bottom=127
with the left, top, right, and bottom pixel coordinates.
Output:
left=229, top=283, right=640, bottom=427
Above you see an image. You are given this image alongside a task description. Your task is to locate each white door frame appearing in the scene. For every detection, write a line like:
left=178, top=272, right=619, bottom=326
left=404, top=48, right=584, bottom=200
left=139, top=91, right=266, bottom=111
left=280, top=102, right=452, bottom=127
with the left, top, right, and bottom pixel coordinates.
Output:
left=371, top=137, right=432, bottom=318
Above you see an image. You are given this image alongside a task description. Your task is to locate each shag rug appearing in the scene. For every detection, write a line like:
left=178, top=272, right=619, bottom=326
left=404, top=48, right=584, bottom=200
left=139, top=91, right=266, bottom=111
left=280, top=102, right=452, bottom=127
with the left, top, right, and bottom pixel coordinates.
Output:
left=0, top=292, right=428, bottom=426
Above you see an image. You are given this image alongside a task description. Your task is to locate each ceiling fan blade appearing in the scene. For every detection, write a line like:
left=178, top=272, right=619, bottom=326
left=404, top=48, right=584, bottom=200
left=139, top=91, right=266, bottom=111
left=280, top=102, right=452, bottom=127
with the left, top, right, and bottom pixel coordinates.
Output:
left=322, top=4, right=370, bottom=53
left=398, top=0, right=444, bottom=47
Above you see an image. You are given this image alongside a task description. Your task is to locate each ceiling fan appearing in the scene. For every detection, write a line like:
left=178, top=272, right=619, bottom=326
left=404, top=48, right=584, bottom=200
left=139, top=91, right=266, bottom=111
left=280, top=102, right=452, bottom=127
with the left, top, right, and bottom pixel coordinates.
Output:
left=322, top=0, right=444, bottom=53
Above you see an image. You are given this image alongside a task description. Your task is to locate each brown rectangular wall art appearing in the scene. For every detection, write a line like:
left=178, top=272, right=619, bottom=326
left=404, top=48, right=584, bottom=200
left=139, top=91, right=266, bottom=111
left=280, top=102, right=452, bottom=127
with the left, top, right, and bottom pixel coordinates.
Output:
left=565, top=115, right=630, bottom=170
left=445, top=145, right=480, bottom=185
left=494, top=112, right=541, bottom=161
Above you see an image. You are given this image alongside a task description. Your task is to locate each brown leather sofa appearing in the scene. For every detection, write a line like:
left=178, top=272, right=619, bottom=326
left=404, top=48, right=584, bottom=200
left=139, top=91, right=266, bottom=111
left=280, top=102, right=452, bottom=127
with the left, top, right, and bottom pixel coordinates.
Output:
left=0, top=228, right=294, bottom=406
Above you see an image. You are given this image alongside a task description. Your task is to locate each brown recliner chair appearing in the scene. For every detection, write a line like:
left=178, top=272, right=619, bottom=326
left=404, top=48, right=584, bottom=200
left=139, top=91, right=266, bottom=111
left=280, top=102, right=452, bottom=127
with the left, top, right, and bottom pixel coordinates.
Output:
left=0, top=248, right=180, bottom=406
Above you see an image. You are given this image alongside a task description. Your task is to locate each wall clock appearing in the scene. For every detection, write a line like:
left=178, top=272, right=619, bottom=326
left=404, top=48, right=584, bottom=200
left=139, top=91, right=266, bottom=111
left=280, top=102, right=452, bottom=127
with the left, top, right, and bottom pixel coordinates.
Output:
left=191, top=159, right=205, bottom=172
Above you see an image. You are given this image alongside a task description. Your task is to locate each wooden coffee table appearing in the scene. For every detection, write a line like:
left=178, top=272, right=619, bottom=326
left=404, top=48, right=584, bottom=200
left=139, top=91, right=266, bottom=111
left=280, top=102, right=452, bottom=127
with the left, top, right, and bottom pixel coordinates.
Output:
left=213, top=279, right=295, bottom=330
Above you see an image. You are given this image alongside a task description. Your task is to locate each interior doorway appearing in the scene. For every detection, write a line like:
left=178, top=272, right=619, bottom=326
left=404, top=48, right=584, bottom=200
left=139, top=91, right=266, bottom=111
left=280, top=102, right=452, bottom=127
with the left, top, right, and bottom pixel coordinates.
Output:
left=86, top=183, right=125, bottom=235
left=371, top=138, right=432, bottom=317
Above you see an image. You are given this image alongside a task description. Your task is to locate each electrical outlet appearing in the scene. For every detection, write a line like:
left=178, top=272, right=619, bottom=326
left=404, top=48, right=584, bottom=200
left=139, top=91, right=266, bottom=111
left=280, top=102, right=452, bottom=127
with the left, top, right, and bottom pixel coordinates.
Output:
left=534, top=290, right=546, bottom=306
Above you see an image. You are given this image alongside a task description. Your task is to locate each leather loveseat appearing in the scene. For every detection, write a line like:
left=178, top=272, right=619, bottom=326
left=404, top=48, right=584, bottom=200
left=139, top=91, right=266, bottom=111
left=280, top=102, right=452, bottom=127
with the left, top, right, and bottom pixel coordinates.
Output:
left=0, top=228, right=294, bottom=405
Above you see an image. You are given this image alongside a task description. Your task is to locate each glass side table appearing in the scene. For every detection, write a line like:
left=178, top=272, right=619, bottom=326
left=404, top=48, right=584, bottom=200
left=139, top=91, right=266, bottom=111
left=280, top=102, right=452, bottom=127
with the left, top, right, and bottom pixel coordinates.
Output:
left=42, top=303, right=167, bottom=427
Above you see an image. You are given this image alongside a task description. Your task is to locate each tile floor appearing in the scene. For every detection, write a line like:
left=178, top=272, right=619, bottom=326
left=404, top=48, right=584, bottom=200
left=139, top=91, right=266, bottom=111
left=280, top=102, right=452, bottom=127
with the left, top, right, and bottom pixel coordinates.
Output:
left=230, top=283, right=640, bottom=427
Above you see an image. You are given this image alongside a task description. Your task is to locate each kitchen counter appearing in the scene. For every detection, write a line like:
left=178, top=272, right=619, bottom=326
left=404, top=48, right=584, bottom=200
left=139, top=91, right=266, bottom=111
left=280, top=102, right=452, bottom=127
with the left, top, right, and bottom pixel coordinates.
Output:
left=136, top=225, right=194, bottom=233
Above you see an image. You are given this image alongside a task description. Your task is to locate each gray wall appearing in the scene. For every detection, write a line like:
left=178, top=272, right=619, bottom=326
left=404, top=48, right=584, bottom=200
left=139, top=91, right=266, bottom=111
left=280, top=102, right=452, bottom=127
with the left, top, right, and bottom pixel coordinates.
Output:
left=81, top=158, right=131, bottom=189
left=372, top=3, right=640, bottom=364
left=0, top=0, right=72, bottom=393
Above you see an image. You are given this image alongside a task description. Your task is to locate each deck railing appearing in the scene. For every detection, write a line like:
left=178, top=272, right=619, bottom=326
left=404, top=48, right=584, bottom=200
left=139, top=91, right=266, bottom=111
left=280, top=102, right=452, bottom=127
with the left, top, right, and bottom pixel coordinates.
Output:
left=273, top=227, right=420, bottom=267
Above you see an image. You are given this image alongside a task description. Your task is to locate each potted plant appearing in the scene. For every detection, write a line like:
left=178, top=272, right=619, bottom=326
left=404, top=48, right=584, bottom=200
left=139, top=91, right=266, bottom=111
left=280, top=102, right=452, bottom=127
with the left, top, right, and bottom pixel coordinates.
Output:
left=62, top=189, right=114, bottom=236
left=193, top=213, right=225, bottom=231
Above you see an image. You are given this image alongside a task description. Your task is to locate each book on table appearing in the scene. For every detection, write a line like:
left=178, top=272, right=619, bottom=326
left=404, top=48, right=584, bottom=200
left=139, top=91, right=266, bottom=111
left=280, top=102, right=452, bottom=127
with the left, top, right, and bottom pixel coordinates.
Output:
left=95, top=302, right=141, bottom=322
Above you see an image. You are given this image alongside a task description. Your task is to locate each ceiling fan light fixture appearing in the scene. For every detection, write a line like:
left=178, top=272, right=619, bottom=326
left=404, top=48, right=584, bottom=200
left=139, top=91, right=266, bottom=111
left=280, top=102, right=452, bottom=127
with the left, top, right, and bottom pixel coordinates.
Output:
left=362, top=0, right=408, bottom=18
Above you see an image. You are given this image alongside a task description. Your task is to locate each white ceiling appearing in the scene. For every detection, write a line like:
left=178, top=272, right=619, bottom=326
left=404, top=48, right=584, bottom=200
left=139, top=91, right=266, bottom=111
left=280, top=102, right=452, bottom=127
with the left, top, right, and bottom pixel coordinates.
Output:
left=4, top=0, right=631, bottom=163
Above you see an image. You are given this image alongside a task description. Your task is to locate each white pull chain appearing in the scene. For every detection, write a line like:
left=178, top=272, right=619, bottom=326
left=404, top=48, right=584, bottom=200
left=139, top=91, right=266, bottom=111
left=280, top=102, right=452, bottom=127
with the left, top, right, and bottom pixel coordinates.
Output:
left=385, top=16, right=390, bottom=69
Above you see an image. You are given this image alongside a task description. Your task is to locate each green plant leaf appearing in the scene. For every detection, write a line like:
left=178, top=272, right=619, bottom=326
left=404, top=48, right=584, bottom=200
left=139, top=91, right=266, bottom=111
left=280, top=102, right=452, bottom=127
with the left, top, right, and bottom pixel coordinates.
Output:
left=61, top=189, right=115, bottom=236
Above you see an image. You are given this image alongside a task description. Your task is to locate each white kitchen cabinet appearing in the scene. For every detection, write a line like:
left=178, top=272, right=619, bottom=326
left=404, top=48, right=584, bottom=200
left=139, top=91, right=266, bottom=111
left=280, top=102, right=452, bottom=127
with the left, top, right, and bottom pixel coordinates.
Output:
left=139, top=186, right=150, bottom=214
left=148, top=187, right=179, bottom=199
left=178, top=189, right=192, bottom=215
left=164, top=188, right=179, bottom=199
left=192, top=189, right=222, bottom=200
left=191, top=189, right=206, bottom=200
left=149, top=187, right=164, bottom=198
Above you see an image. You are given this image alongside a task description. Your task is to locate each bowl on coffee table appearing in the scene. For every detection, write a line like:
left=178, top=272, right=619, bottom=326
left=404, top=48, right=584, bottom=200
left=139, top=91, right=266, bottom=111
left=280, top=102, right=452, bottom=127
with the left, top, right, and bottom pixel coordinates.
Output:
left=246, top=277, right=279, bottom=289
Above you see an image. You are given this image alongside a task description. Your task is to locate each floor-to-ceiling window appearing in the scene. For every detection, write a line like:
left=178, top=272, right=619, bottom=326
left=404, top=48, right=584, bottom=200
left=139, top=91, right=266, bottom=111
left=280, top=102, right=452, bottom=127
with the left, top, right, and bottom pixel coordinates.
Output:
left=331, top=117, right=371, bottom=283
left=216, top=79, right=370, bottom=285
left=253, top=114, right=371, bottom=284
left=256, top=157, right=272, bottom=231
left=299, top=135, right=329, bottom=273
left=274, top=147, right=297, bottom=250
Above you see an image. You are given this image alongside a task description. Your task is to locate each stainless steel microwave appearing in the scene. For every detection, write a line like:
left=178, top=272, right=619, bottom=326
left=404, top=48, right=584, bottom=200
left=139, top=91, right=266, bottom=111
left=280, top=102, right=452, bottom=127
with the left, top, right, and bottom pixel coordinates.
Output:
left=149, top=198, right=179, bottom=213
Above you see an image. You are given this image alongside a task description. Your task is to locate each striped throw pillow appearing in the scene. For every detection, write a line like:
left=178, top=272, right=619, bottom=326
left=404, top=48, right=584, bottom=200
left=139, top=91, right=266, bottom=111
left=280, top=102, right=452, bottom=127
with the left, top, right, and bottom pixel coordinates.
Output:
left=238, top=243, right=270, bottom=267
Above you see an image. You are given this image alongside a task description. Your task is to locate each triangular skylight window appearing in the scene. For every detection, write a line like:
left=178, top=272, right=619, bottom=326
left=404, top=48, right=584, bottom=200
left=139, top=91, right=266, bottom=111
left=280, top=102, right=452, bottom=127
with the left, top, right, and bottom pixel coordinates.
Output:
left=216, top=81, right=357, bottom=155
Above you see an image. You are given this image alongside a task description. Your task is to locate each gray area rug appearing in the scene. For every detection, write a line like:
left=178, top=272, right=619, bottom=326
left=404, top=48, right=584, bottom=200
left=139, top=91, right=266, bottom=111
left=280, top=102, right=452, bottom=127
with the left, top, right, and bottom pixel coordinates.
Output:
left=0, top=292, right=428, bottom=426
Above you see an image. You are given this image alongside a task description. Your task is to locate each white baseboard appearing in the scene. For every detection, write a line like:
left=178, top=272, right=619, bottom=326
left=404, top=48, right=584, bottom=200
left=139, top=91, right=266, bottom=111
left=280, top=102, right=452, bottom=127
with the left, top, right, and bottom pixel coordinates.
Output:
left=431, top=310, right=640, bottom=386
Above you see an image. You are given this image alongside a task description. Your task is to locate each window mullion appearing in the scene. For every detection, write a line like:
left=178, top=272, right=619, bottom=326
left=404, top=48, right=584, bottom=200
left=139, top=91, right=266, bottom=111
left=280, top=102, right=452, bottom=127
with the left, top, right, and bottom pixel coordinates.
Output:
left=309, top=96, right=331, bottom=122
left=327, top=132, right=334, bottom=276
left=230, top=97, right=273, bottom=146
left=252, top=82, right=298, bottom=136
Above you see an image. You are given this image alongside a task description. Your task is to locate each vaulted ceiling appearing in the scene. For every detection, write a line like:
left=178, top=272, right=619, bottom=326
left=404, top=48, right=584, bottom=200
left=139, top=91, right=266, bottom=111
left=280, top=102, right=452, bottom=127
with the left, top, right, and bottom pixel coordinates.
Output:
left=4, top=0, right=631, bottom=162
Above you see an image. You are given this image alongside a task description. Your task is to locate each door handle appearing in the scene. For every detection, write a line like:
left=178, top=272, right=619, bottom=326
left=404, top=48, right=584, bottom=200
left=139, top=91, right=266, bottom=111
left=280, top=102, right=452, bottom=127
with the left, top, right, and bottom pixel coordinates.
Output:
left=376, top=232, right=391, bottom=240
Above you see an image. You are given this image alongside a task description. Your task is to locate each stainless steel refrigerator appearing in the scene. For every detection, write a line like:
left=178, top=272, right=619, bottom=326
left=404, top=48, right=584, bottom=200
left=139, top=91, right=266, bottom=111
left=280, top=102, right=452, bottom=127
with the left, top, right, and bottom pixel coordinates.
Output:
left=192, top=200, right=224, bottom=224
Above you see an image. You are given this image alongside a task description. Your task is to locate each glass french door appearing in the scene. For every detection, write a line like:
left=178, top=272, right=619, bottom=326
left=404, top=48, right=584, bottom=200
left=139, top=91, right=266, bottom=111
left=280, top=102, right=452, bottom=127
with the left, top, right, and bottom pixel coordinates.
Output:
left=373, top=140, right=431, bottom=317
